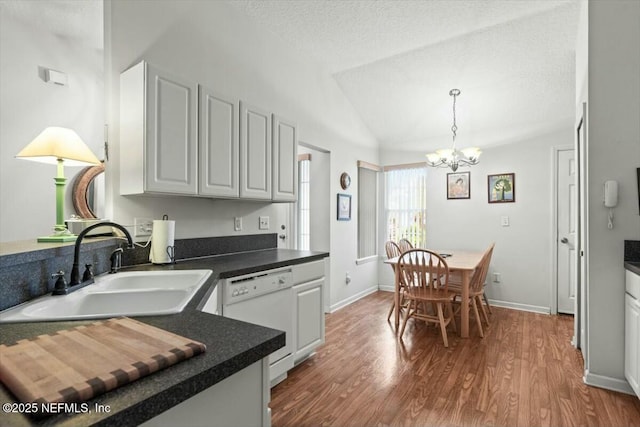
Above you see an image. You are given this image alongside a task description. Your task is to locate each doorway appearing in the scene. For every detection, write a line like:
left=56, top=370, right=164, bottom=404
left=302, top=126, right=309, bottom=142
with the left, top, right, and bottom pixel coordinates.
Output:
left=293, top=142, right=331, bottom=311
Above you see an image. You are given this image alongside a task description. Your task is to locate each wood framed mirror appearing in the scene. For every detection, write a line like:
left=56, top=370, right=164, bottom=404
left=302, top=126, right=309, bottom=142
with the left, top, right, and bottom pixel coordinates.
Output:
left=72, top=163, right=105, bottom=219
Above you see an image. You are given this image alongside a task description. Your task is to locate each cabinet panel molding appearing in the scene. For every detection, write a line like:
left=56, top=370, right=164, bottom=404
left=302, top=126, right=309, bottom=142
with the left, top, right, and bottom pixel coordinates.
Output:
left=272, top=115, right=298, bottom=202
left=198, top=85, right=239, bottom=197
left=240, top=102, right=272, bottom=200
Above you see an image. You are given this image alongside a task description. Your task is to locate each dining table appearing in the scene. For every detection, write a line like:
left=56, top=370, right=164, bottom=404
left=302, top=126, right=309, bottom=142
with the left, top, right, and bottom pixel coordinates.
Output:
left=384, top=249, right=485, bottom=338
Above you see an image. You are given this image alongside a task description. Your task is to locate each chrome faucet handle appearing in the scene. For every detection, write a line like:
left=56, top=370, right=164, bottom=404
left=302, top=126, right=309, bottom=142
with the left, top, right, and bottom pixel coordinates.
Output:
left=109, top=247, right=124, bottom=274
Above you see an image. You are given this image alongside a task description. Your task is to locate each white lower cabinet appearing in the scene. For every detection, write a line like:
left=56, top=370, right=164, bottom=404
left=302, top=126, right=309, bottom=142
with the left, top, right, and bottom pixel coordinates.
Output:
left=292, top=261, right=325, bottom=363
left=141, top=358, right=271, bottom=427
left=625, top=269, right=640, bottom=398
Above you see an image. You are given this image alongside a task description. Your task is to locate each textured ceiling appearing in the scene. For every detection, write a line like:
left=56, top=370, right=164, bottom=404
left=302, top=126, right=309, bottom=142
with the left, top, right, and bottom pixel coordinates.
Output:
left=227, top=0, right=581, bottom=151
left=2, top=0, right=103, bottom=50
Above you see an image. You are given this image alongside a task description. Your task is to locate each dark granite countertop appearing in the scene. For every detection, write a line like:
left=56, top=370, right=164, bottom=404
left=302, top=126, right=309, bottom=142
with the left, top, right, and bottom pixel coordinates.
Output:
left=625, top=261, right=640, bottom=276
left=0, top=248, right=329, bottom=426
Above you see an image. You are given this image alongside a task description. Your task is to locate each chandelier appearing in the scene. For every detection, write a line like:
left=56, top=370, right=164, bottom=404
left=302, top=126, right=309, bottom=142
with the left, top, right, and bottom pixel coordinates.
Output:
left=426, top=89, right=481, bottom=172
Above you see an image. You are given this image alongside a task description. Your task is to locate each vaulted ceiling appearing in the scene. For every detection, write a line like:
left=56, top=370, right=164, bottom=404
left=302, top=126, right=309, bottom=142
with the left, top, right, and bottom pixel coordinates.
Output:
left=5, top=0, right=581, bottom=153
left=227, top=0, right=581, bottom=152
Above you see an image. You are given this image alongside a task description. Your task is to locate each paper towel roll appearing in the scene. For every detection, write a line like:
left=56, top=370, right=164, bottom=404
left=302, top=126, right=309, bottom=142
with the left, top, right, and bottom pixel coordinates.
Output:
left=150, top=219, right=175, bottom=264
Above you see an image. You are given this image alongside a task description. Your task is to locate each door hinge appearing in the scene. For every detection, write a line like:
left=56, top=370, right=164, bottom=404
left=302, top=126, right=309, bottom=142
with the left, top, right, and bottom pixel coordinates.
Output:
left=104, top=124, right=109, bottom=161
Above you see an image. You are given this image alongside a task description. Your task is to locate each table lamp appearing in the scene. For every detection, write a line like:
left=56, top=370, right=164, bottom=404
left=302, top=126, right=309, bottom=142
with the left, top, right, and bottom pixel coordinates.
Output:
left=15, top=127, right=101, bottom=242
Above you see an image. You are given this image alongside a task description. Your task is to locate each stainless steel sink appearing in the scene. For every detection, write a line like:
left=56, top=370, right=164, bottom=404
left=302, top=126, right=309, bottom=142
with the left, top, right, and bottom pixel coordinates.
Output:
left=0, top=270, right=212, bottom=322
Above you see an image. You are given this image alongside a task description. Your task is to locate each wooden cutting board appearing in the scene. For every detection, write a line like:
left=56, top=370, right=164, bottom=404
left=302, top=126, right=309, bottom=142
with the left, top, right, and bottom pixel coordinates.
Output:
left=0, top=317, right=206, bottom=411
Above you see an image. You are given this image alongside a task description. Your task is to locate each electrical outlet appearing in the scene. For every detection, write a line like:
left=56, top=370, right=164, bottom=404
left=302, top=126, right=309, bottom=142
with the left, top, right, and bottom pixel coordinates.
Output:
left=259, top=216, right=270, bottom=230
left=234, top=217, right=242, bottom=231
left=134, top=218, right=153, bottom=237
left=493, top=272, right=501, bottom=283
left=501, top=216, right=510, bottom=227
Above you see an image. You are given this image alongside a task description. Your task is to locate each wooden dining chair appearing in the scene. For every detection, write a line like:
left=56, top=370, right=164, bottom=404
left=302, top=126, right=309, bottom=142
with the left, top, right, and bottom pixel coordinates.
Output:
left=397, top=249, right=457, bottom=347
left=397, top=238, right=413, bottom=253
left=449, top=243, right=495, bottom=337
left=385, top=241, right=405, bottom=321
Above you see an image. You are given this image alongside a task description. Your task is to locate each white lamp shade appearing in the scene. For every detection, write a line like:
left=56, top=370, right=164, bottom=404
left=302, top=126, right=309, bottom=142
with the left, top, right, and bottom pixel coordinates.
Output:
left=436, top=148, right=454, bottom=162
left=461, top=147, right=482, bottom=160
left=15, top=127, right=100, bottom=166
left=426, top=153, right=441, bottom=163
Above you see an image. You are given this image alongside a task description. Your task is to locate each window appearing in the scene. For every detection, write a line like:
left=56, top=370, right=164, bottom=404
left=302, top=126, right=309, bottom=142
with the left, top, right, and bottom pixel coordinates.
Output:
left=298, top=155, right=310, bottom=250
left=357, top=161, right=380, bottom=261
left=384, top=164, right=427, bottom=248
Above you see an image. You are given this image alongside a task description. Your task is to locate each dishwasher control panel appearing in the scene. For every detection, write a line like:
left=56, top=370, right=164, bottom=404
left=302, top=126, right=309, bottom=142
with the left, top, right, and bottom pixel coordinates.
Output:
left=224, top=269, right=292, bottom=305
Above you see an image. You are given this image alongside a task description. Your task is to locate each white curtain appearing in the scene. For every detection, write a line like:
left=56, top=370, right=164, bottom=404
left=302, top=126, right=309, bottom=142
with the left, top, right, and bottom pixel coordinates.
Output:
left=298, top=159, right=310, bottom=250
left=384, top=167, right=427, bottom=247
left=358, top=167, right=378, bottom=258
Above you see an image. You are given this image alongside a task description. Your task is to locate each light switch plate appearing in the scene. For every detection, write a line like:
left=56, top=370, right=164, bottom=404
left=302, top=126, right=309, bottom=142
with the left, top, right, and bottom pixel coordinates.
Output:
left=259, top=216, right=270, bottom=230
left=501, top=216, right=510, bottom=227
left=134, top=218, right=153, bottom=237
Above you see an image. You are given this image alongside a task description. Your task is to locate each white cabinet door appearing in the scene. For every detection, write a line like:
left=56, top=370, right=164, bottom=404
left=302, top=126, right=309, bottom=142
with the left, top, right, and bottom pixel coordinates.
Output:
left=272, top=115, right=297, bottom=202
left=293, top=278, right=324, bottom=363
left=198, top=86, right=239, bottom=197
left=625, top=293, right=640, bottom=396
left=120, top=61, right=197, bottom=195
left=141, top=359, right=270, bottom=427
left=240, top=102, right=271, bottom=200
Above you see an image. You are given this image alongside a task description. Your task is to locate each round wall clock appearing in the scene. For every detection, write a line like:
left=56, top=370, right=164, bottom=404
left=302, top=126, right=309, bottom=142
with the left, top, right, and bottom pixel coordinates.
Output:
left=340, top=172, right=351, bottom=190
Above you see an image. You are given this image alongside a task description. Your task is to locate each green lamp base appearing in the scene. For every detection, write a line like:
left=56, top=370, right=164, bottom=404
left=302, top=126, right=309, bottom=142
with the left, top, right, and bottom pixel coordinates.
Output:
left=37, top=234, right=78, bottom=243
left=37, top=225, right=77, bottom=243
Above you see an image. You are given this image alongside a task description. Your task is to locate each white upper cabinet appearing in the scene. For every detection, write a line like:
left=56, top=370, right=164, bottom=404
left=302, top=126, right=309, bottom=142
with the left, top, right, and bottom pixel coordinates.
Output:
left=120, top=61, right=197, bottom=195
left=272, top=115, right=298, bottom=202
left=120, top=61, right=297, bottom=202
left=240, top=102, right=272, bottom=200
left=198, top=86, right=239, bottom=198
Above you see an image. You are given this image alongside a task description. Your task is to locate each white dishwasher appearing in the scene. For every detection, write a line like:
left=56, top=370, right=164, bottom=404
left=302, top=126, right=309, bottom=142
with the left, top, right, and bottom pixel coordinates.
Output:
left=216, top=268, right=294, bottom=386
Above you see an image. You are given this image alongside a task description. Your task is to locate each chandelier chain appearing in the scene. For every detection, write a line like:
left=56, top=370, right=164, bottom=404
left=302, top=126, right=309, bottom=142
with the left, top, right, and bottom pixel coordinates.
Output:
left=451, top=91, right=458, bottom=145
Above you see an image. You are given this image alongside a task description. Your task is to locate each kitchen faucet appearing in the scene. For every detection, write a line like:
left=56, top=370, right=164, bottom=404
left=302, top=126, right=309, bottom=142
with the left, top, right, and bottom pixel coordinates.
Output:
left=52, top=221, right=134, bottom=295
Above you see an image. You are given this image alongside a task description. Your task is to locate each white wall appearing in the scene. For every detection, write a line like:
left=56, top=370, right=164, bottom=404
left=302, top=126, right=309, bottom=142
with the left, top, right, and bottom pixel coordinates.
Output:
left=105, top=0, right=379, bottom=309
left=380, top=128, right=573, bottom=313
left=584, top=0, right=640, bottom=388
left=0, top=2, right=103, bottom=243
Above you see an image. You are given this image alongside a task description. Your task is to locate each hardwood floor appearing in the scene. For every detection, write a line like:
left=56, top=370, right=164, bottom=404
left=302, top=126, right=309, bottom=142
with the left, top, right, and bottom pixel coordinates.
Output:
left=271, top=291, right=640, bottom=427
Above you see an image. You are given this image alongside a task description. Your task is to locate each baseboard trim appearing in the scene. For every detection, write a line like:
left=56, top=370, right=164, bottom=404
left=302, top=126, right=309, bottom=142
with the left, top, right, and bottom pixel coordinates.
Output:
left=376, top=290, right=551, bottom=315
left=330, top=286, right=379, bottom=313
left=583, top=370, right=635, bottom=395
left=488, top=299, right=550, bottom=314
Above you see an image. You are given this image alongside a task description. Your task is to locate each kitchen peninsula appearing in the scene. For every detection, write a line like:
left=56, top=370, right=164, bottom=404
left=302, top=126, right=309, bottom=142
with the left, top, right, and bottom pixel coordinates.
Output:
left=0, top=237, right=328, bottom=426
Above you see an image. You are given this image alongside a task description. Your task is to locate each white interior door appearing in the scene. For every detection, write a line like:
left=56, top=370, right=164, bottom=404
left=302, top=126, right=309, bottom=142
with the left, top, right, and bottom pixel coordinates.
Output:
left=576, top=106, right=588, bottom=358
left=557, top=148, right=577, bottom=314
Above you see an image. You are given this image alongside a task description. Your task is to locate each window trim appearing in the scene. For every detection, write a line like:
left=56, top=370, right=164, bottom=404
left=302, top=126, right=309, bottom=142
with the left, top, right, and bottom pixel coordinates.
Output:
left=356, top=160, right=380, bottom=262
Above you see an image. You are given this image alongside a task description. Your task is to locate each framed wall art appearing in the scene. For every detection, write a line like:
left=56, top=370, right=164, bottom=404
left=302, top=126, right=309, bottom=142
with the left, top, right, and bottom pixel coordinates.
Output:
left=488, top=173, right=515, bottom=203
left=447, top=171, right=470, bottom=199
left=337, top=193, right=352, bottom=221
